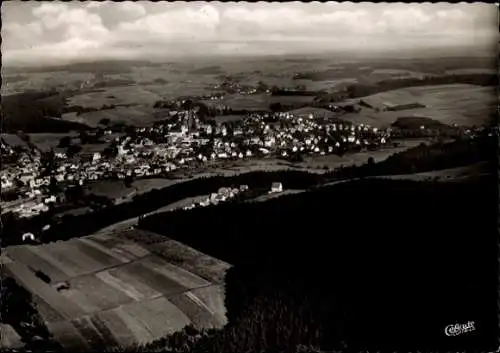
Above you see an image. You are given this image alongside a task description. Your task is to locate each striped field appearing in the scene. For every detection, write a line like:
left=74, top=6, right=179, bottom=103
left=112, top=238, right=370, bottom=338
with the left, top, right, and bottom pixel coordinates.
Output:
left=2, top=233, right=230, bottom=350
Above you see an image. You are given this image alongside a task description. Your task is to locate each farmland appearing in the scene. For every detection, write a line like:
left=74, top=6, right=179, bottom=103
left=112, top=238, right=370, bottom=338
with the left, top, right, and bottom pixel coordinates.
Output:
left=86, top=178, right=186, bottom=204
left=201, top=140, right=426, bottom=175
left=340, top=84, right=496, bottom=128
left=202, top=93, right=316, bottom=112
left=372, top=161, right=492, bottom=183
left=62, top=106, right=159, bottom=128
left=0, top=324, right=23, bottom=349
left=27, top=132, right=79, bottom=152
left=2, top=232, right=230, bottom=350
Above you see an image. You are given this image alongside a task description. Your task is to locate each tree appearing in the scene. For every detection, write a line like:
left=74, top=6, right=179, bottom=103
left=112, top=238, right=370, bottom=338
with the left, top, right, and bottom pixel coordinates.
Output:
left=48, top=176, right=60, bottom=194
left=65, top=185, right=85, bottom=204
left=99, top=118, right=111, bottom=126
left=270, top=102, right=283, bottom=112
left=58, top=136, right=71, bottom=148
left=66, top=144, right=82, bottom=158
left=124, top=175, right=134, bottom=188
left=367, top=157, right=375, bottom=166
left=40, top=149, right=56, bottom=177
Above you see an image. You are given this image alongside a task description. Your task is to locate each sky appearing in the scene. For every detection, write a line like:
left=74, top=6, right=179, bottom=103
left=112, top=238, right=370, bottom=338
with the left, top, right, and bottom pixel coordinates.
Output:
left=2, top=1, right=498, bottom=66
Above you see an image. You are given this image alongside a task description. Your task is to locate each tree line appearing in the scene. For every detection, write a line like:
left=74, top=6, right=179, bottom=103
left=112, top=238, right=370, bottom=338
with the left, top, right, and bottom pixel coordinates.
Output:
left=1, top=277, right=62, bottom=351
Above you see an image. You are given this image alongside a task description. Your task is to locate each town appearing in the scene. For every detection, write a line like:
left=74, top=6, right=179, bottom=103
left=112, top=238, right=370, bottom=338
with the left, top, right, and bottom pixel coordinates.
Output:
left=1, top=105, right=398, bottom=220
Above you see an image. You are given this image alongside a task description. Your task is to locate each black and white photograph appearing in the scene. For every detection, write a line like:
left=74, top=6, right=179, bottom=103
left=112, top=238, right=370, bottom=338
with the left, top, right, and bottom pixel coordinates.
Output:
left=1, top=1, right=498, bottom=352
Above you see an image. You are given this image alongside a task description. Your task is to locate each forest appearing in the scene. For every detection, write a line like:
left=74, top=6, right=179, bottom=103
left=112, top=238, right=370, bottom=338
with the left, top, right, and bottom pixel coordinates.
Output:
left=136, top=176, right=497, bottom=352
left=2, top=90, right=91, bottom=133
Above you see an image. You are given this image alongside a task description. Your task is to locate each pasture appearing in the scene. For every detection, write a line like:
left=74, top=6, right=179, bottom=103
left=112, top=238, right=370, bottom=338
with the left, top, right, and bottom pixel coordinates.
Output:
left=217, top=139, right=427, bottom=174
left=62, top=106, right=159, bottom=128
left=87, top=178, right=183, bottom=203
left=0, top=324, right=23, bottom=349
left=3, top=233, right=229, bottom=350
left=67, top=85, right=162, bottom=108
left=372, top=161, right=492, bottom=183
left=297, top=139, right=429, bottom=170
left=370, top=69, right=430, bottom=80
left=203, top=93, right=315, bottom=111
left=87, top=180, right=136, bottom=200
left=341, top=84, right=496, bottom=128
left=27, top=132, right=79, bottom=152
left=1, top=134, right=27, bottom=148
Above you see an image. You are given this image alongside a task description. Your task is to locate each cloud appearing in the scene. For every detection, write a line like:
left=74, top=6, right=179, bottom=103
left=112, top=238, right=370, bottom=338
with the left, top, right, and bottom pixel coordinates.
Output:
left=116, top=2, right=147, bottom=18
left=85, top=2, right=104, bottom=10
left=1, top=2, right=497, bottom=66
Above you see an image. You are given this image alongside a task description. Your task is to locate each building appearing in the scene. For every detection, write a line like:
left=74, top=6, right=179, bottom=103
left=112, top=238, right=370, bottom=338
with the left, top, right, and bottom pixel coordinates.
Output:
left=270, top=182, right=283, bottom=194
left=22, top=232, right=35, bottom=242
left=92, top=152, right=101, bottom=163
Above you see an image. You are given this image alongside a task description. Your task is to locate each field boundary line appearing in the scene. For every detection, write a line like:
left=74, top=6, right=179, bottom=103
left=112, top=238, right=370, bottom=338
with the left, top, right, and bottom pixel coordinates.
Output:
left=50, top=253, right=152, bottom=285
left=65, top=282, right=223, bottom=323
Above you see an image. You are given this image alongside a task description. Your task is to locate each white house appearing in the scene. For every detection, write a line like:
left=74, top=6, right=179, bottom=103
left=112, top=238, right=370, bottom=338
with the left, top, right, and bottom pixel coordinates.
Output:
left=22, top=233, right=35, bottom=242
left=92, top=152, right=101, bottom=163
left=270, top=182, right=283, bottom=194
left=44, top=195, right=57, bottom=204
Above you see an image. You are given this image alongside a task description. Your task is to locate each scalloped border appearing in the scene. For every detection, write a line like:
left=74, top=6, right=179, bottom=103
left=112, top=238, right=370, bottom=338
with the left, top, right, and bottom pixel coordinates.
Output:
left=0, top=1, right=498, bottom=352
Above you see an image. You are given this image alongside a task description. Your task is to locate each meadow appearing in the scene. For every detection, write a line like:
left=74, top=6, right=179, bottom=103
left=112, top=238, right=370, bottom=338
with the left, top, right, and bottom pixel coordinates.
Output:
left=2, top=232, right=229, bottom=350
left=341, top=84, right=496, bottom=128
left=27, top=133, right=79, bottom=152
left=62, top=106, right=158, bottom=128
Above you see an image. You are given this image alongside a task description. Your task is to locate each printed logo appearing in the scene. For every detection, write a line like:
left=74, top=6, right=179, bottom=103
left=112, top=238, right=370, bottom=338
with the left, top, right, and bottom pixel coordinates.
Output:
left=445, top=321, right=475, bottom=337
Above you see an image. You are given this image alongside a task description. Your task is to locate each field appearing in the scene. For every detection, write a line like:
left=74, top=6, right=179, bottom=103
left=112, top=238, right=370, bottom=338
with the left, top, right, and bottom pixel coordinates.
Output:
left=249, top=189, right=305, bottom=203
left=372, top=161, right=492, bottom=183
left=1, top=133, right=27, bottom=148
left=87, top=180, right=137, bottom=200
left=62, top=106, right=159, bottom=128
left=370, top=69, right=430, bottom=80
left=202, top=141, right=425, bottom=175
left=94, top=195, right=207, bottom=235
left=0, top=324, right=23, bottom=349
left=2, top=132, right=105, bottom=154
left=87, top=178, right=184, bottom=202
left=2, top=233, right=230, bottom=349
left=341, top=84, right=496, bottom=128
left=66, top=85, right=162, bottom=109
left=203, top=93, right=316, bottom=112
left=289, top=106, right=338, bottom=118
left=27, top=132, right=79, bottom=152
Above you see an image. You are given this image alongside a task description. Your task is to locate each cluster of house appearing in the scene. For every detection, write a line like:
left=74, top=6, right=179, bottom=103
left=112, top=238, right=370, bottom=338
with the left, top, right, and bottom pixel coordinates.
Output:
left=0, top=106, right=391, bottom=221
left=237, top=112, right=390, bottom=160
left=183, top=184, right=249, bottom=210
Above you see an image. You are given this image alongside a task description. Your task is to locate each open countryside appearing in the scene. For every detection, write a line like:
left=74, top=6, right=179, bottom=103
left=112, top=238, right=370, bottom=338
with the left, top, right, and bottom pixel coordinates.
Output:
left=2, top=231, right=229, bottom=350
left=1, top=2, right=497, bottom=353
